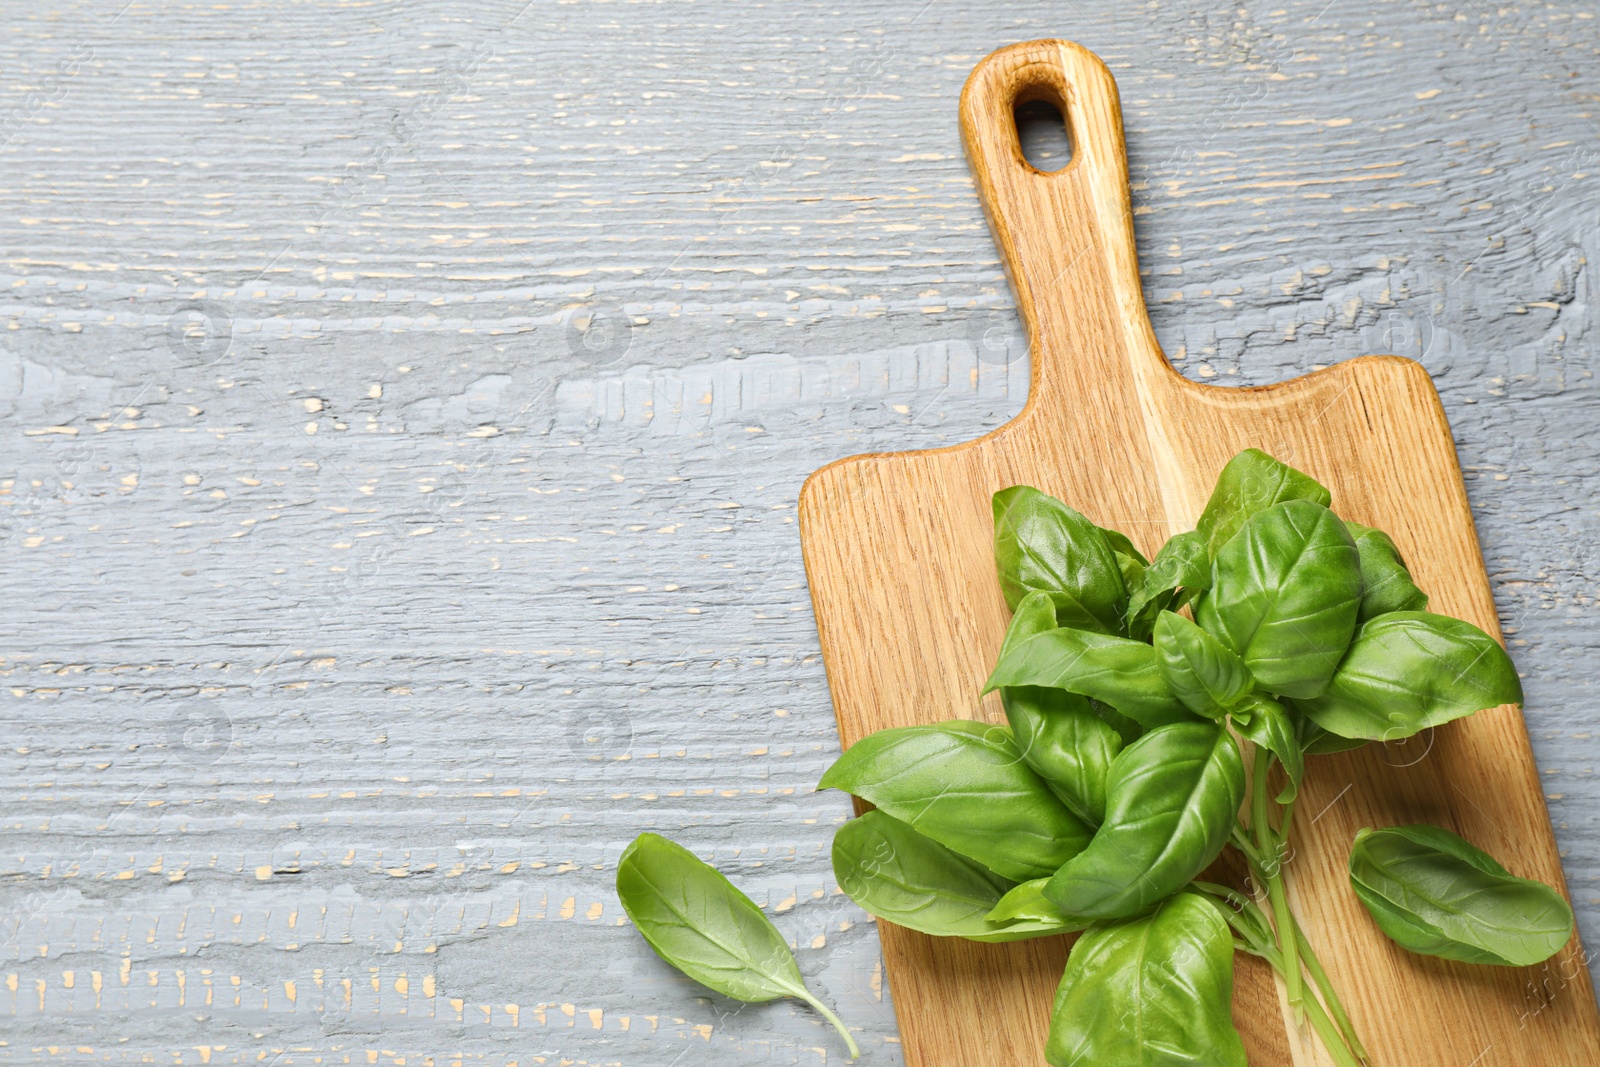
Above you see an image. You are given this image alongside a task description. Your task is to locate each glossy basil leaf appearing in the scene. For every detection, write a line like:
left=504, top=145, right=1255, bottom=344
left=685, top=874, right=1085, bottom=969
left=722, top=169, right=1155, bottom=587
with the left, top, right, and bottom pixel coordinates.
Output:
left=1297, top=714, right=1370, bottom=755
left=1153, top=610, right=1253, bottom=719
left=987, top=877, right=1077, bottom=925
left=1195, top=448, right=1332, bottom=557
left=818, top=721, right=1092, bottom=881
left=1347, top=521, right=1429, bottom=622
left=1295, top=611, right=1523, bottom=741
left=1046, top=892, right=1247, bottom=1067
left=1098, top=526, right=1149, bottom=591
left=1002, top=685, right=1121, bottom=825
left=1098, top=526, right=1149, bottom=568
left=1195, top=499, right=1362, bottom=699
left=1232, top=694, right=1304, bottom=803
left=985, top=624, right=1195, bottom=730
left=993, top=486, right=1128, bottom=634
left=1045, top=722, right=1246, bottom=919
left=1350, top=825, right=1574, bottom=967
left=1089, top=698, right=1146, bottom=747
left=832, top=810, right=1085, bottom=943
left=999, top=589, right=1060, bottom=651
left=994, top=596, right=1148, bottom=746
left=617, top=832, right=861, bottom=1057
left=1124, top=530, right=1210, bottom=642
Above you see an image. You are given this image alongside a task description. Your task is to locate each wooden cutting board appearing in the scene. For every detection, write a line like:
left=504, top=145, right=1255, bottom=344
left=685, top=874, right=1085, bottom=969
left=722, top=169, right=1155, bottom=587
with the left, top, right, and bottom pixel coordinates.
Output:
left=798, top=39, right=1600, bottom=1067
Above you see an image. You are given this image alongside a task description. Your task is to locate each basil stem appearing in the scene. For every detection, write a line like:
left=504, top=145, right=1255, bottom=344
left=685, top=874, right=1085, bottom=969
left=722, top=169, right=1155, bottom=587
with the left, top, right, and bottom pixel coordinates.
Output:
left=1252, top=745, right=1304, bottom=1022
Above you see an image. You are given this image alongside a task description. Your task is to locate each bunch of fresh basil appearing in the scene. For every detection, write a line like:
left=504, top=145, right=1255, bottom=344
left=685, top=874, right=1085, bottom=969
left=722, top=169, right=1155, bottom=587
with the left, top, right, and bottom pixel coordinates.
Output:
left=817, top=449, right=1564, bottom=1067
left=613, top=449, right=1572, bottom=1065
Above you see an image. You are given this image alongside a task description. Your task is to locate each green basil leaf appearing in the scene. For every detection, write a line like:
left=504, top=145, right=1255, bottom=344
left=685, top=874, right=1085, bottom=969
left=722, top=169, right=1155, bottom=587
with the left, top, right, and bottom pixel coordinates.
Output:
left=1153, top=610, right=1253, bottom=719
left=1089, top=698, right=1146, bottom=747
left=834, top=809, right=1007, bottom=932
left=1098, top=526, right=1149, bottom=568
left=617, top=833, right=862, bottom=1057
left=832, top=813, right=1087, bottom=943
left=1350, top=825, right=1574, bottom=967
left=1306, top=730, right=1369, bottom=754
left=1124, top=530, right=1210, bottom=642
left=818, top=721, right=1092, bottom=881
left=998, top=594, right=1145, bottom=753
left=985, top=623, right=1196, bottom=729
left=1346, top=521, right=1430, bottom=621
left=829, top=810, right=1062, bottom=943
left=1046, top=892, right=1247, bottom=1067
left=1098, top=526, right=1150, bottom=592
left=1195, top=499, right=1362, bottom=699
left=1045, top=722, right=1246, bottom=919
left=1232, top=694, right=1304, bottom=803
left=1195, top=448, right=1332, bottom=557
left=993, top=486, right=1128, bottom=634
left=1297, top=715, right=1369, bottom=755
left=618, top=832, right=805, bottom=1002
left=987, top=877, right=1076, bottom=925
left=1294, top=611, right=1523, bottom=741
left=1002, top=686, right=1122, bottom=825
left=999, top=589, right=1060, bottom=652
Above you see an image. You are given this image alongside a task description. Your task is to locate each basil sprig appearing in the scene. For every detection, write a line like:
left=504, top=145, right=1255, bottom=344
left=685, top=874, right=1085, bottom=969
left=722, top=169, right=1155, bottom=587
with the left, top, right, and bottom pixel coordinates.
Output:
left=818, top=448, right=1555, bottom=1066
left=626, top=448, right=1564, bottom=1067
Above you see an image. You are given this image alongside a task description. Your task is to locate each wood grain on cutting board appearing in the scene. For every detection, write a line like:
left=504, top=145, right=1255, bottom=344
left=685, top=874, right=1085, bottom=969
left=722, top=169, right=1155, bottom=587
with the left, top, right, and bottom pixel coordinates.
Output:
left=798, top=39, right=1600, bottom=1067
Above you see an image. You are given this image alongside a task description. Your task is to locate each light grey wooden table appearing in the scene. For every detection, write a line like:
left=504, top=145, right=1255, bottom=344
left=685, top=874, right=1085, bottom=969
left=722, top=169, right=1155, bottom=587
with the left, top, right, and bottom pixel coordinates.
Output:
left=3, top=1, right=1597, bottom=1063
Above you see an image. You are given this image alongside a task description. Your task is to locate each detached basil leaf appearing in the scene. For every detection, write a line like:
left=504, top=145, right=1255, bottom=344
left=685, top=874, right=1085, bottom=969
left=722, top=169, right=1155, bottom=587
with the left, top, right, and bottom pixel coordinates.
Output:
left=1233, top=695, right=1304, bottom=803
left=1046, top=892, right=1247, bottom=1067
left=1046, top=722, right=1246, bottom=919
left=1347, top=521, right=1429, bottom=621
left=1195, top=499, right=1362, bottom=699
left=1002, top=686, right=1122, bottom=825
left=1195, top=448, right=1332, bottom=557
left=993, top=486, right=1128, bottom=634
left=1295, top=611, right=1523, bottom=742
left=832, top=810, right=1082, bottom=943
left=1154, top=610, right=1253, bottom=719
left=617, top=833, right=860, bottom=1057
left=1350, top=825, right=1574, bottom=967
left=818, top=721, right=1092, bottom=881
left=985, top=624, right=1195, bottom=729
left=1125, top=530, right=1210, bottom=641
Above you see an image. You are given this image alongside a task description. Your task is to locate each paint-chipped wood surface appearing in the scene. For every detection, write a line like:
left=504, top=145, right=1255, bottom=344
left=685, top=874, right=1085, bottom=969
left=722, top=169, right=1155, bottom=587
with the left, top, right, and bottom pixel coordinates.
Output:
left=1, top=2, right=1598, bottom=1064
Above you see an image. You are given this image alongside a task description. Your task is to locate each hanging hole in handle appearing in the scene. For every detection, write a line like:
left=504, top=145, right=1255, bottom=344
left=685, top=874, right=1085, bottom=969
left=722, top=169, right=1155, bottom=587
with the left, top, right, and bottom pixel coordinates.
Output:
left=1013, top=92, right=1073, bottom=173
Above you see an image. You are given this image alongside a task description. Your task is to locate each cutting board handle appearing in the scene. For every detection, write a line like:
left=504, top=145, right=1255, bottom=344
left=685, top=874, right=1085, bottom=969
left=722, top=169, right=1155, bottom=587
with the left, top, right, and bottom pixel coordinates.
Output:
left=959, top=40, right=1174, bottom=410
